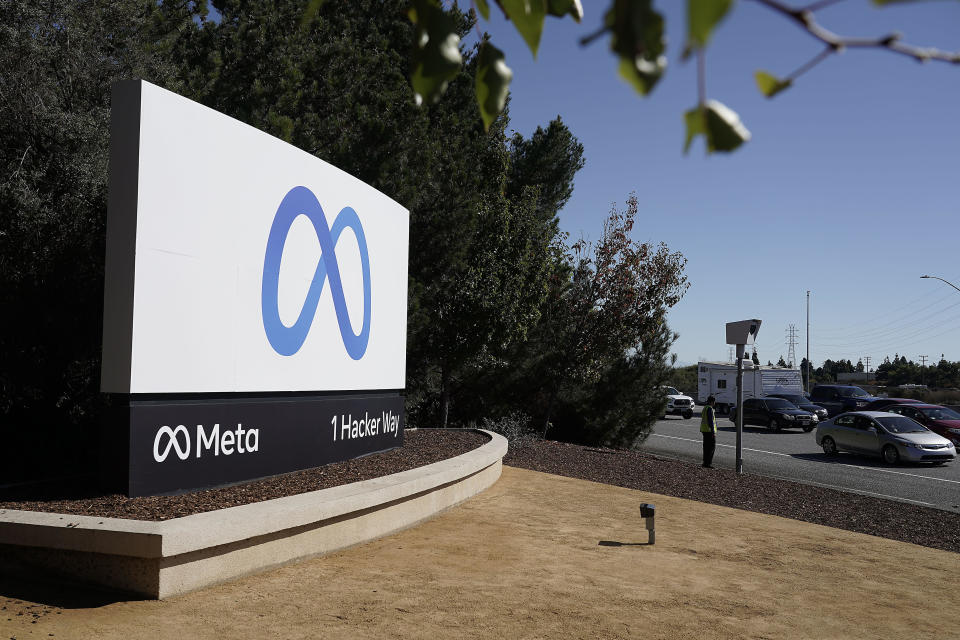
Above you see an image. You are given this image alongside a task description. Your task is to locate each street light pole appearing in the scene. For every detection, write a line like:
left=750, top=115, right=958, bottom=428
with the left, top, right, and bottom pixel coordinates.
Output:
left=921, top=274, right=960, bottom=294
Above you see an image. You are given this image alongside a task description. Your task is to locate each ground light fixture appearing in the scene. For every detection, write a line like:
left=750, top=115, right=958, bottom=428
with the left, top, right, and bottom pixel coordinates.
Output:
left=639, top=503, right=656, bottom=544
left=921, top=274, right=960, bottom=294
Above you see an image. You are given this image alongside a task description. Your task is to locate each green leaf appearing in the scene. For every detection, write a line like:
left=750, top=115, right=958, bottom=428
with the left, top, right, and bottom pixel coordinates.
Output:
left=409, top=0, right=463, bottom=105
left=501, top=0, right=547, bottom=58
left=300, top=0, right=327, bottom=29
left=687, top=0, right=734, bottom=49
left=617, top=55, right=665, bottom=96
left=606, top=0, right=667, bottom=96
left=475, top=0, right=491, bottom=20
left=683, top=100, right=751, bottom=153
left=547, top=0, right=584, bottom=22
left=753, top=70, right=792, bottom=98
left=476, top=42, right=513, bottom=131
left=683, top=106, right=706, bottom=154
left=704, top=100, right=750, bottom=152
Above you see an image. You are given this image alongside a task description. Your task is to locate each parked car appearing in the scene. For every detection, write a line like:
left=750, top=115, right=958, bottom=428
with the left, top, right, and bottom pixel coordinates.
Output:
left=861, top=397, right=923, bottom=411
left=809, top=385, right=878, bottom=417
left=730, top=397, right=817, bottom=431
left=767, top=393, right=828, bottom=422
left=815, top=411, right=955, bottom=464
left=884, top=404, right=960, bottom=451
left=662, top=386, right=695, bottom=419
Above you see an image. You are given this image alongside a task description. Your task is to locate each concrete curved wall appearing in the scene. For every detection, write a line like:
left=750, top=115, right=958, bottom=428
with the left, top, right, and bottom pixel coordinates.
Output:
left=0, top=429, right=507, bottom=598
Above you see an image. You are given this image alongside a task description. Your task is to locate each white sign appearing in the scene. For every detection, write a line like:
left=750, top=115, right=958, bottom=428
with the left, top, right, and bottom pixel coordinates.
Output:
left=101, top=80, right=409, bottom=393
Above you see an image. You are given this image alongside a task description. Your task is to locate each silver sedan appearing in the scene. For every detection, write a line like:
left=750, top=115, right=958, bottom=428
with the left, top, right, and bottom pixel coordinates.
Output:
left=815, top=411, right=956, bottom=465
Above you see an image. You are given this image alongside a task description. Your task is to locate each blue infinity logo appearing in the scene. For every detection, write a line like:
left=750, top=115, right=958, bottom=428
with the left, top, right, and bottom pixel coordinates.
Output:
left=261, top=186, right=371, bottom=359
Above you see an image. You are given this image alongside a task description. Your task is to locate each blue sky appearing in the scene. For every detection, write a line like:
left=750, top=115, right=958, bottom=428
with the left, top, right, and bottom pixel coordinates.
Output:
left=477, top=1, right=960, bottom=369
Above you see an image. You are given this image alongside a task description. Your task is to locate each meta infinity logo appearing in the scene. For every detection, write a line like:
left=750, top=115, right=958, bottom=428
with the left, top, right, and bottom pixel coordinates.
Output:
left=153, top=425, right=190, bottom=462
left=261, top=186, right=371, bottom=359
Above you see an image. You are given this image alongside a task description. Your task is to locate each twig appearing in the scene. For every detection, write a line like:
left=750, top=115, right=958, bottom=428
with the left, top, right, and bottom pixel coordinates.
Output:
left=579, top=25, right=609, bottom=47
left=697, top=48, right=706, bottom=106
left=751, top=0, right=960, bottom=64
left=785, top=45, right=832, bottom=81
left=11, top=145, right=30, bottom=180
left=803, top=0, right=848, bottom=13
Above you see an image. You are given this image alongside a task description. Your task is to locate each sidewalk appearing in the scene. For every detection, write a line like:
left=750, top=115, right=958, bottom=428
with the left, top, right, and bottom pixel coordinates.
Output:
left=2, top=466, right=955, bottom=639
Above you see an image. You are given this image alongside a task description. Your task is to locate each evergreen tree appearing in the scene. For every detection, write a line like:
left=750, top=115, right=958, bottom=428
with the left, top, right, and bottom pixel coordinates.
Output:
left=0, top=0, right=197, bottom=480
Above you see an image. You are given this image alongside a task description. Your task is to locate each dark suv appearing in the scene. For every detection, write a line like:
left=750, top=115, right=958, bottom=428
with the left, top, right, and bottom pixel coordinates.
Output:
left=768, top=393, right=828, bottom=422
left=730, top=397, right=817, bottom=432
left=809, top=385, right=877, bottom=417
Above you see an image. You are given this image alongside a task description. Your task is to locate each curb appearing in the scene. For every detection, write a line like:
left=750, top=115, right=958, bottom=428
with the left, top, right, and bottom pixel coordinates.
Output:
left=0, top=429, right=507, bottom=598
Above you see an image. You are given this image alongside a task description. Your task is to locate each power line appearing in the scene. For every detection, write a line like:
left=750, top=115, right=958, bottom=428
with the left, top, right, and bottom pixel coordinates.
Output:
left=814, top=308, right=960, bottom=351
left=814, top=289, right=949, bottom=339
left=814, top=300, right=960, bottom=347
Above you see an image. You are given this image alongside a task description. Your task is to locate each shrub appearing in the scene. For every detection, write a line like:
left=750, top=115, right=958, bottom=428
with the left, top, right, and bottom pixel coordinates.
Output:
left=480, top=411, right=539, bottom=446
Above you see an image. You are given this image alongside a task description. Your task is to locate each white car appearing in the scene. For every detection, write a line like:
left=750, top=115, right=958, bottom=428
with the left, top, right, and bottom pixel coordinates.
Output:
left=663, top=386, right=696, bottom=419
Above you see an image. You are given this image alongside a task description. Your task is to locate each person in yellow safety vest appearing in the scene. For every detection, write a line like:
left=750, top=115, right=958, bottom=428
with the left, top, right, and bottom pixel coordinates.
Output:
left=700, top=395, right=717, bottom=468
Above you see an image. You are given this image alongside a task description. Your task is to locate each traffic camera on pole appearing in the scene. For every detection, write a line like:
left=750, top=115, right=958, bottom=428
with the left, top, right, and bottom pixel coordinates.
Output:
left=726, top=319, right=762, bottom=475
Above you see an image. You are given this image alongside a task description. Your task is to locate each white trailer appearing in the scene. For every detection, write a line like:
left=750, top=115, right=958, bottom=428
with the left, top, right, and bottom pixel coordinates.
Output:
left=696, top=361, right=804, bottom=414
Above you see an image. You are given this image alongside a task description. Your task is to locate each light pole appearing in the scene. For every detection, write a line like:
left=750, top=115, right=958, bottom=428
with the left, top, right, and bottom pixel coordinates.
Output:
left=920, top=275, right=957, bottom=389
left=921, top=274, right=960, bottom=294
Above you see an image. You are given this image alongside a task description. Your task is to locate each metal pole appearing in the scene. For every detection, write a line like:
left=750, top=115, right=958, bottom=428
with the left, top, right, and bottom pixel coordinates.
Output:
left=921, top=275, right=960, bottom=294
left=736, top=344, right=745, bottom=475
left=806, top=290, right=811, bottom=393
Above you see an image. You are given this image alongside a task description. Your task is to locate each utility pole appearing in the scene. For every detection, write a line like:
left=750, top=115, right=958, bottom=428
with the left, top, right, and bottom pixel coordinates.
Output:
left=919, top=354, right=928, bottom=386
left=805, top=291, right=811, bottom=393
left=785, top=324, right=798, bottom=368
left=864, top=356, right=872, bottom=374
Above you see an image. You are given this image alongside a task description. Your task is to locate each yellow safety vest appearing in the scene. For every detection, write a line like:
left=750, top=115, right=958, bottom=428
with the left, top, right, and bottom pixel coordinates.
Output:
left=700, top=405, right=717, bottom=433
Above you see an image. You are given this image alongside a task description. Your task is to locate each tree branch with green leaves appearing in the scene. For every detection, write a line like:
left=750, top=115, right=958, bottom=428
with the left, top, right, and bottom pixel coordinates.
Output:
left=305, top=0, right=960, bottom=155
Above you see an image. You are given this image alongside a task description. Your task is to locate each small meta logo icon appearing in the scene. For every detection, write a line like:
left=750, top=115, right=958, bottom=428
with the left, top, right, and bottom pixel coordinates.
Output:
left=261, top=186, right=371, bottom=359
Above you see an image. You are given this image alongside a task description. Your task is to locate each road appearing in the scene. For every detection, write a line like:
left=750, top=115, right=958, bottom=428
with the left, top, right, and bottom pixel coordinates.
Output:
left=639, top=414, right=960, bottom=513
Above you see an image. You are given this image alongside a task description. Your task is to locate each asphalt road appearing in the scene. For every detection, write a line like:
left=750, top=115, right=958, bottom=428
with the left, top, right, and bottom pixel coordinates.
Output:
left=640, top=414, right=960, bottom=514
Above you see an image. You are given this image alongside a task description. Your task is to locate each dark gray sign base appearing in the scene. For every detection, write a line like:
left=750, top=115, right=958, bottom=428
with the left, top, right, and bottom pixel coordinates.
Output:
left=100, top=391, right=404, bottom=497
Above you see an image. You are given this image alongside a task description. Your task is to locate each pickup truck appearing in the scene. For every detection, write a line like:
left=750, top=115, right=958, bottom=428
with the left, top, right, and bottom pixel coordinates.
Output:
left=663, top=386, right=695, bottom=419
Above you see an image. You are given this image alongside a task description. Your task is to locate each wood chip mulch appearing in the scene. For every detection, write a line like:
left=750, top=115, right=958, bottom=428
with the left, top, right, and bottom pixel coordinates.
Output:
left=0, top=429, right=486, bottom=521
left=1, top=430, right=957, bottom=556
left=504, top=438, right=960, bottom=555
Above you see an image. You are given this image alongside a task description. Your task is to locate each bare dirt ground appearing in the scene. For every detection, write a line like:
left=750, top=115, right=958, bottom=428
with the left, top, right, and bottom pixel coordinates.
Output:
left=2, top=465, right=956, bottom=640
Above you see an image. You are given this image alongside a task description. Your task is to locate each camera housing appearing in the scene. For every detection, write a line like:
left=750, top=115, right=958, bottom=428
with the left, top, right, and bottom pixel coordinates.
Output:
left=725, top=319, right=762, bottom=346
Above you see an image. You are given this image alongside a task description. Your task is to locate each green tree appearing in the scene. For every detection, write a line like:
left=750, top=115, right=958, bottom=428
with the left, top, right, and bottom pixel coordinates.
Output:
left=0, top=0, right=196, bottom=480
left=665, top=364, right=698, bottom=396
left=576, top=319, right=679, bottom=448
left=505, top=116, right=585, bottom=230
left=418, top=189, right=554, bottom=428
left=524, top=193, right=689, bottom=440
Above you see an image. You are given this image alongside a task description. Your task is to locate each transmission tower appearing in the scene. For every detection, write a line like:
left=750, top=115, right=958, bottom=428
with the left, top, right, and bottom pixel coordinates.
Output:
left=786, top=324, right=799, bottom=368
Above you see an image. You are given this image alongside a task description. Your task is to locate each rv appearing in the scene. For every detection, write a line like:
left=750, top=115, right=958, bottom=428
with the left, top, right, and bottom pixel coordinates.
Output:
left=697, top=361, right=804, bottom=414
